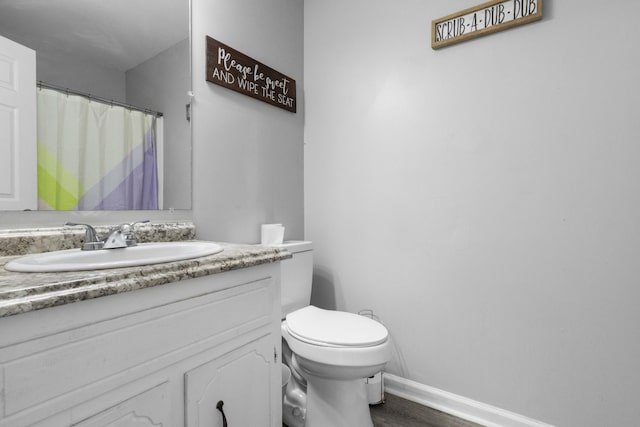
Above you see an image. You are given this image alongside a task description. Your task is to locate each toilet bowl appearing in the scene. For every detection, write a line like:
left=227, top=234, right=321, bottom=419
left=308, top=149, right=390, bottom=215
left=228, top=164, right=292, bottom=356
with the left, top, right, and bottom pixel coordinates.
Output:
left=282, top=306, right=391, bottom=427
left=274, top=241, right=391, bottom=427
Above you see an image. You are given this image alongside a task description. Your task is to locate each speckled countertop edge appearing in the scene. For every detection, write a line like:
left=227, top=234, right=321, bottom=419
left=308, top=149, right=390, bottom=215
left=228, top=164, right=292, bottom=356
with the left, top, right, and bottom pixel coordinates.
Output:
left=0, top=242, right=291, bottom=318
left=0, top=222, right=196, bottom=257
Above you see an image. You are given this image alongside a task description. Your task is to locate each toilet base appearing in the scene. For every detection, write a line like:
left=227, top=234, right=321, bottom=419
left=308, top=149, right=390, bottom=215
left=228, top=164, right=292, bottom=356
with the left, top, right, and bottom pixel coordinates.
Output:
left=305, top=373, right=373, bottom=427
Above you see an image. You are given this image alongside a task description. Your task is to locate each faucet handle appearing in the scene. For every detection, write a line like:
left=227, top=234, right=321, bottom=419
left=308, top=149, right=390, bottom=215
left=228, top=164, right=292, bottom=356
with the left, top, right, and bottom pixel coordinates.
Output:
left=125, top=220, right=150, bottom=236
left=64, top=222, right=99, bottom=241
left=64, top=222, right=102, bottom=250
left=129, top=219, right=150, bottom=229
left=121, top=220, right=150, bottom=246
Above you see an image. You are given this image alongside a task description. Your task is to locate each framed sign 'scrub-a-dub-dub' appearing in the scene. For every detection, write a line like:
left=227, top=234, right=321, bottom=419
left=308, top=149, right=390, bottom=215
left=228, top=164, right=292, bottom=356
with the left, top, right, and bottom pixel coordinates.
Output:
left=432, top=0, right=542, bottom=49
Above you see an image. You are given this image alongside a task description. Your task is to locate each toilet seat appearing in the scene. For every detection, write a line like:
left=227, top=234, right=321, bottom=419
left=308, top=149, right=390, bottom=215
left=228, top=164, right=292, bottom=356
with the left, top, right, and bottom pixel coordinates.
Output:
left=285, top=306, right=388, bottom=348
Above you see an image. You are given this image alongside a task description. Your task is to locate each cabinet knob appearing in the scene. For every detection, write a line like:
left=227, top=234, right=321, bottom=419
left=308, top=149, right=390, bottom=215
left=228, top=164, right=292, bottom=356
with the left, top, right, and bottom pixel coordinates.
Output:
left=216, top=400, right=228, bottom=427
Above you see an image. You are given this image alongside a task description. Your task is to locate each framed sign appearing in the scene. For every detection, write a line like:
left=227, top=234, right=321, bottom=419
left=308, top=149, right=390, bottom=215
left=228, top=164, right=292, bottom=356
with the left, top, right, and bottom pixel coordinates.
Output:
left=206, top=36, right=297, bottom=113
left=432, top=0, right=542, bottom=49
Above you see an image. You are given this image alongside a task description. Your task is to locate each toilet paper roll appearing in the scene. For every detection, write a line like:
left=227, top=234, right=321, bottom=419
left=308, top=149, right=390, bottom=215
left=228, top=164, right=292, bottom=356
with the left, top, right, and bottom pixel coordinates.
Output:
left=261, top=224, right=285, bottom=245
left=366, top=372, right=384, bottom=405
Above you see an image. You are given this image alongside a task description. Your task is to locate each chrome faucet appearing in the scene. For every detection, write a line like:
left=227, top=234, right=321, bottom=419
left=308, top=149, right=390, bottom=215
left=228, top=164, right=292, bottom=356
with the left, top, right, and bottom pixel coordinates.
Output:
left=65, top=220, right=150, bottom=250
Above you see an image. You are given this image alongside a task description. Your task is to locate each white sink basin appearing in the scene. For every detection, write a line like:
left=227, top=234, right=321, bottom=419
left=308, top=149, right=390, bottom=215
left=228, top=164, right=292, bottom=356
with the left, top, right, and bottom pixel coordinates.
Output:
left=5, top=241, right=224, bottom=273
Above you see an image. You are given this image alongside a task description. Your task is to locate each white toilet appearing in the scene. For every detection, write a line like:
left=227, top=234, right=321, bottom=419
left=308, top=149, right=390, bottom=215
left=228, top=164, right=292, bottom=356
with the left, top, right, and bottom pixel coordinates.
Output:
left=276, top=241, right=391, bottom=427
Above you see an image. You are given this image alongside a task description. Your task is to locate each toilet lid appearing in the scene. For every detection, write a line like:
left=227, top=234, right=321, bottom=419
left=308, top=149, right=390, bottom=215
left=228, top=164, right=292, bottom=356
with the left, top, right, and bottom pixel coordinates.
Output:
left=285, top=306, right=388, bottom=347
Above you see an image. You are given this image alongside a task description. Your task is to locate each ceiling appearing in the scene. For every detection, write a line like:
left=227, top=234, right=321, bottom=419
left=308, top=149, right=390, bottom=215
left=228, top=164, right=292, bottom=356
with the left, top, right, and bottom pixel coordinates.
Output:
left=0, top=0, right=189, bottom=71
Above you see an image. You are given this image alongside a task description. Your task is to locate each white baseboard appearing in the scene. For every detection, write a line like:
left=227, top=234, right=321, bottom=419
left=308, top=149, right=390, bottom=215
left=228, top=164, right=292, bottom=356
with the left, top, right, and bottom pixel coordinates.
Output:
left=383, top=373, right=554, bottom=427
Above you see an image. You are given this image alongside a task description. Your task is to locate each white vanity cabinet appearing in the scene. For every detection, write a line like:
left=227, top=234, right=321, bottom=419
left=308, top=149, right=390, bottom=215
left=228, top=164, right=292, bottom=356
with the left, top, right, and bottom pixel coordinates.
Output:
left=0, top=263, right=282, bottom=427
left=185, top=335, right=275, bottom=427
left=72, top=382, right=171, bottom=427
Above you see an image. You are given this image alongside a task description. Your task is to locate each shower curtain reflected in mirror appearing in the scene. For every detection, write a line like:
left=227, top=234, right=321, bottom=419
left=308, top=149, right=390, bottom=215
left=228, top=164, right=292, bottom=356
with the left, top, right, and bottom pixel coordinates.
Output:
left=37, top=87, right=159, bottom=210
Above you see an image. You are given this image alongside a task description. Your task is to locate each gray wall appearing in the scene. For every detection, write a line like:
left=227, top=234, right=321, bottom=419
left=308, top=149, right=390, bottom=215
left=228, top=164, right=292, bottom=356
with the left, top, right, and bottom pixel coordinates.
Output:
left=191, top=0, right=304, bottom=243
left=126, top=38, right=192, bottom=210
left=304, top=0, right=640, bottom=426
left=37, top=49, right=126, bottom=102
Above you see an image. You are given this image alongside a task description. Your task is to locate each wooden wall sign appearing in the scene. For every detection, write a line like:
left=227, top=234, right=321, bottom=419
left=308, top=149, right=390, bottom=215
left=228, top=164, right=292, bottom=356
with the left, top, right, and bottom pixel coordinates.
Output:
left=206, top=36, right=296, bottom=113
left=432, top=0, right=542, bottom=49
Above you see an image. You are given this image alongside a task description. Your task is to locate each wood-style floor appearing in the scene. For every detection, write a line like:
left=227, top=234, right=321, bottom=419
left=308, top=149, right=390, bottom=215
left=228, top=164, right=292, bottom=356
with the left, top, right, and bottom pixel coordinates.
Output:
left=370, top=393, right=483, bottom=427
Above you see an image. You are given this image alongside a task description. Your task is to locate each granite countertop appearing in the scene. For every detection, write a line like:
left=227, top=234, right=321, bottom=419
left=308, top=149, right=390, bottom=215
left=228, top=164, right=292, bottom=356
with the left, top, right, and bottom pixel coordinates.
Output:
left=0, top=222, right=291, bottom=318
left=0, top=242, right=291, bottom=318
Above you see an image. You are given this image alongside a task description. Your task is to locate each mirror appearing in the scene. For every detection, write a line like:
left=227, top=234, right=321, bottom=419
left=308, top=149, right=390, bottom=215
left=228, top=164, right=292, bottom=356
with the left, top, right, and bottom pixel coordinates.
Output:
left=0, top=0, right=191, bottom=211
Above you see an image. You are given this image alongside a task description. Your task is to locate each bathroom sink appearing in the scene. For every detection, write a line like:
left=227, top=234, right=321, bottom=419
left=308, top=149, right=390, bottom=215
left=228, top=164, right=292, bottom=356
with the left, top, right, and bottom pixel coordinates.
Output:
left=5, top=241, right=224, bottom=273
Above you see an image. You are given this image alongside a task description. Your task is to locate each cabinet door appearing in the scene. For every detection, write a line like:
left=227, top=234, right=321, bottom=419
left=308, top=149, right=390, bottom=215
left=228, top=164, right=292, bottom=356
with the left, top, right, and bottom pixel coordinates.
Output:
left=73, top=382, right=170, bottom=427
left=185, top=335, right=277, bottom=427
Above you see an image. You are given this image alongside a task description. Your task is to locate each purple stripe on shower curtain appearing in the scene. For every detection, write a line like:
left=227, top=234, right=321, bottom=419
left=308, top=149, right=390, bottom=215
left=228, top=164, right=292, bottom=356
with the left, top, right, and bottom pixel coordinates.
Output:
left=89, top=128, right=158, bottom=210
left=95, top=141, right=158, bottom=210
left=141, top=130, right=159, bottom=209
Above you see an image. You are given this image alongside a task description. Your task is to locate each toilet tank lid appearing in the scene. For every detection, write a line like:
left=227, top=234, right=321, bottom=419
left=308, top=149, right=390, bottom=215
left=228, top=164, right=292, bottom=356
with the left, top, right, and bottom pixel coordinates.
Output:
left=269, top=240, right=312, bottom=253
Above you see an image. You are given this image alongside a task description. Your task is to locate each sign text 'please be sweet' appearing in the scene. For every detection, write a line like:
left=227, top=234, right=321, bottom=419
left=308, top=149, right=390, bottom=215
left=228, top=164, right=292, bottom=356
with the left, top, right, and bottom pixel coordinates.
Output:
left=206, top=37, right=296, bottom=113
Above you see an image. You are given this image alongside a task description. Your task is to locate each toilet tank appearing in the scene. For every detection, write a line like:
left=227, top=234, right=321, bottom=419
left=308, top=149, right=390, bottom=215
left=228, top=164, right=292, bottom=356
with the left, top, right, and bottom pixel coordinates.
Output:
left=273, top=241, right=313, bottom=318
